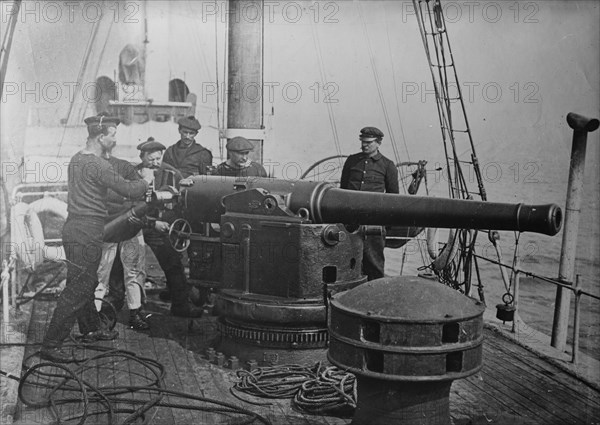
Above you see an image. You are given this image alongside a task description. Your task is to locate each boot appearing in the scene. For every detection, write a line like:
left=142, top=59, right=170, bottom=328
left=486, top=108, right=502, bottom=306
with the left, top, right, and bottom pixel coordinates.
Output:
left=40, top=347, right=79, bottom=363
left=80, top=329, right=119, bottom=343
left=170, top=302, right=203, bottom=318
left=129, top=308, right=150, bottom=330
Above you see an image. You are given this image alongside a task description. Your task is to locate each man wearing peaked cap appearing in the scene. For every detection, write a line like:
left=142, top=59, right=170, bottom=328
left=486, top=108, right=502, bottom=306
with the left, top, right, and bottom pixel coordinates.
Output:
left=84, top=112, right=121, bottom=138
left=135, top=137, right=204, bottom=317
left=340, top=126, right=399, bottom=281
left=359, top=126, right=384, bottom=141
left=40, top=113, right=155, bottom=363
left=214, top=136, right=268, bottom=178
left=162, top=116, right=213, bottom=178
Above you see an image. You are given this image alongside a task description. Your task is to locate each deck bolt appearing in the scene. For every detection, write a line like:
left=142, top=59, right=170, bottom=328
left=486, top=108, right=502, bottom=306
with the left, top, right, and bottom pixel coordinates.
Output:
left=206, top=348, right=216, bottom=362
left=247, top=359, right=258, bottom=371
left=229, top=356, right=240, bottom=369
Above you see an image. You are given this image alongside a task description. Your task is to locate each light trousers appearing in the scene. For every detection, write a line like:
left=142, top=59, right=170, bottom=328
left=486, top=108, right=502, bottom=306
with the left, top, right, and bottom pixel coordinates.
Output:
left=95, top=231, right=146, bottom=310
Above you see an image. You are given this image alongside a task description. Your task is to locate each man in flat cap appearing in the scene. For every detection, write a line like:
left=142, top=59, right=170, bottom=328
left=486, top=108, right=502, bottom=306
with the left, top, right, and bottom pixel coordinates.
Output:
left=214, top=136, right=267, bottom=178
left=162, top=116, right=213, bottom=178
left=136, top=138, right=204, bottom=317
left=340, top=126, right=399, bottom=281
left=41, top=113, right=154, bottom=363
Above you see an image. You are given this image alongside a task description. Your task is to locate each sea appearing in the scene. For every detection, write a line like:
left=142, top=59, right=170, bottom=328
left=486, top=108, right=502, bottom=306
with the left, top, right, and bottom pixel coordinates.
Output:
left=383, top=146, right=600, bottom=360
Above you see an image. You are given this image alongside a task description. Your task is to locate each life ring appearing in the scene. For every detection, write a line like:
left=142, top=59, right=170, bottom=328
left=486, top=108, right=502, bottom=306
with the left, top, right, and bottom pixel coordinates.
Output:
left=28, top=196, right=68, bottom=240
left=426, top=228, right=461, bottom=272
left=11, top=202, right=66, bottom=270
left=28, top=196, right=68, bottom=219
left=11, top=202, right=46, bottom=271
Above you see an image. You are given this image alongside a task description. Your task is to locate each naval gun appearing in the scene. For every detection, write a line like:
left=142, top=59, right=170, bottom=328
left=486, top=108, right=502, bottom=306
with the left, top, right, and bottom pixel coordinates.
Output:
left=166, top=175, right=561, bottom=365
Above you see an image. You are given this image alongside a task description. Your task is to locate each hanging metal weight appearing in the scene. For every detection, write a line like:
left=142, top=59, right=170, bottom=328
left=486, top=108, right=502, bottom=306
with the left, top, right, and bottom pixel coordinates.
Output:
left=496, top=293, right=516, bottom=323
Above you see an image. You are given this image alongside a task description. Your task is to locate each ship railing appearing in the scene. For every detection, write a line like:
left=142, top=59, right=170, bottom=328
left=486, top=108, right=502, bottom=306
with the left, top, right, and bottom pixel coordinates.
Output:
left=473, top=252, right=599, bottom=365
left=2, top=182, right=68, bottom=315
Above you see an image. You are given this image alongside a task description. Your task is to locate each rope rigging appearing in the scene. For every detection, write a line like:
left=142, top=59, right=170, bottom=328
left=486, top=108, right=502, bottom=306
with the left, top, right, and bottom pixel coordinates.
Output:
left=412, top=0, right=487, bottom=298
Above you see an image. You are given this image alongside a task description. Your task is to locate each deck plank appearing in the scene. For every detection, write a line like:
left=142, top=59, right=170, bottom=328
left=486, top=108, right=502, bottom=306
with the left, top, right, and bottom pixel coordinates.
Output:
left=483, top=343, right=597, bottom=423
left=9, top=298, right=600, bottom=425
left=485, top=329, right=600, bottom=407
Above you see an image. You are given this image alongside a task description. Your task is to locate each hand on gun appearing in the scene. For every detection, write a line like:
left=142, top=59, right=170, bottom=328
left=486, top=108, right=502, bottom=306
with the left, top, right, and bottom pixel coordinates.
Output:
left=154, top=220, right=170, bottom=233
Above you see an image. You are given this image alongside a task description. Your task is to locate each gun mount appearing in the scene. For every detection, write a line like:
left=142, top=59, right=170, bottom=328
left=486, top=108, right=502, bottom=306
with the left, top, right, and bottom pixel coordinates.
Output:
left=168, top=175, right=561, bottom=365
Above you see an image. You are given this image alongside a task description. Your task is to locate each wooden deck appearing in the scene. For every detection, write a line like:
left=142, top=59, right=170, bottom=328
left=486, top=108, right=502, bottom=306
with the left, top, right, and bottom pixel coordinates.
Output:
left=5, top=296, right=600, bottom=425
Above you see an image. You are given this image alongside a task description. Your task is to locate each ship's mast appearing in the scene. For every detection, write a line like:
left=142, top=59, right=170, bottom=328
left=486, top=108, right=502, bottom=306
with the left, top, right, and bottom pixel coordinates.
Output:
left=225, top=0, right=265, bottom=164
left=0, top=0, right=22, bottom=99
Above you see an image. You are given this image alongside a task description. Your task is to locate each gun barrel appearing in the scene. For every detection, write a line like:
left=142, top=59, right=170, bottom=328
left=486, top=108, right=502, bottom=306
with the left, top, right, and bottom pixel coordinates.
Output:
left=319, top=189, right=562, bottom=236
left=180, top=176, right=562, bottom=236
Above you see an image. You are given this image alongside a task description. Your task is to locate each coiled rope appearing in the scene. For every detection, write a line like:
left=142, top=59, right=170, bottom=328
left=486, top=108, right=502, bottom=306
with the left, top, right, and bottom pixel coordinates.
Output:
left=17, top=345, right=271, bottom=425
left=233, top=363, right=356, bottom=416
left=294, top=366, right=356, bottom=416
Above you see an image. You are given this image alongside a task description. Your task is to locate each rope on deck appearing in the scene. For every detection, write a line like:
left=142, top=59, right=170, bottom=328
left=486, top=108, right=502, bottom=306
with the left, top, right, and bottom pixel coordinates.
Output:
left=232, top=362, right=356, bottom=416
left=17, top=346, right=272, bottom=425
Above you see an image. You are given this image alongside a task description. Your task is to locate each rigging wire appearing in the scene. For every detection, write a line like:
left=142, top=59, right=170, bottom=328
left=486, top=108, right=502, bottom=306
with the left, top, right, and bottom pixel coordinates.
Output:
left=57, top=19, right=102, bottom=158
left=356, top=2, right=401, bottom=166
left=384, top=6, right=411, bottom=164
left=413, top=0, right=489, bottom=296
left=309, top=9, right=343, bottom=159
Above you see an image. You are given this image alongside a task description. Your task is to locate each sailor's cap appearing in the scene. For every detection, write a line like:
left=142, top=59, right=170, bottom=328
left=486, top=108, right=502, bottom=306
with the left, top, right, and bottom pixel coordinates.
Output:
left=178, top=116, right=201, bottom=132
left=359, top=126, right=384, bottom=142
left=226, top=136, right=254, bottom=152
left=137, top=137, right=166, bottom=153
left=84, top=112, right=120, bottom=128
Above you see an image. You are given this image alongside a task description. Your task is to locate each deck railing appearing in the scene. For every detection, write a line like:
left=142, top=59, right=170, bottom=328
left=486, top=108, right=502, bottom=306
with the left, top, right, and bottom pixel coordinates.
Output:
left=474, top=252, right=599, bottom=364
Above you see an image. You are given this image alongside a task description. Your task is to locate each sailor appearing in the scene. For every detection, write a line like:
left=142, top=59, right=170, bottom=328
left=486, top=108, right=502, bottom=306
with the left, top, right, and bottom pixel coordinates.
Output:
left=95, top=143, right=149, bottom=331
left=40, top=113, right=154, bottom=363
left=214, top=136, right=268, bottom=177
left=162, top=116, right=213, bottom=178
left=340, top=126, right=399, bottom=281
left=136, top=137, right=204, bottom=317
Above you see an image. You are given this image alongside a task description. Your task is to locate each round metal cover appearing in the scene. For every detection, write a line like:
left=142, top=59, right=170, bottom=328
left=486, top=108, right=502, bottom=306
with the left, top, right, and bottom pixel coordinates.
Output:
left=331, top=276, right=485, bottom=323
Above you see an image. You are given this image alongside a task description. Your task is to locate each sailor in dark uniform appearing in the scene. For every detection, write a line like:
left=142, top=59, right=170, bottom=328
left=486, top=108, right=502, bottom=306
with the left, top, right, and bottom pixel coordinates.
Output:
left=340, top=126, right=399, bottom=281
left=214, top=136, right=268, bottom=178
left=162, top=116, right=213, bottom=178
left=136, top=138, right=204, bottom=317
left=40, top=113, right=154, bottom=363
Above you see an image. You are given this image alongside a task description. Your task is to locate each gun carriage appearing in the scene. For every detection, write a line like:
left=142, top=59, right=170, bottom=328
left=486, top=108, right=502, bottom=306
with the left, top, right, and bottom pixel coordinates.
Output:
left=105, top=175, right=562, bottom=365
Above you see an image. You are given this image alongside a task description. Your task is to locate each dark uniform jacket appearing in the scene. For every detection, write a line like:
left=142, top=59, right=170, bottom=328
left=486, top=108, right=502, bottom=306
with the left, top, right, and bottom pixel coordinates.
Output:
left=67, top=152, right=148, bottom=219
left=105, top=156, right=141, bottom=223
left=214, top=161, right=267, bottom=178
left=162, top=140, right=213, bottom=178
left=340, top=152, right=399, bottom=194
